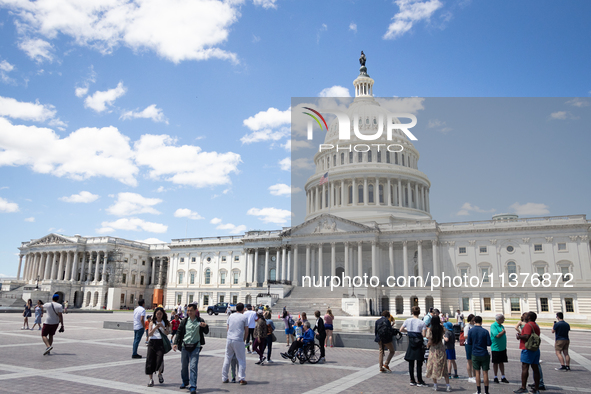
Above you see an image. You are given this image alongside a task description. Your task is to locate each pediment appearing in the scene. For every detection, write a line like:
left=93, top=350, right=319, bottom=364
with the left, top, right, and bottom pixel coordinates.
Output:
left=290, top=214, right=376, bottom=236
left=29, top=233, right=77, bottom=246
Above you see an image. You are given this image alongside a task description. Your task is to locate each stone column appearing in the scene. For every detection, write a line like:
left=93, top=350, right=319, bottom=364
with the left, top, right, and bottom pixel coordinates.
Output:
left=305, top=245, right=311, bottom=277
left=293, top=246, right=299, bottom=285
left=281, top=247, right=287, bottom=281
left=86, top=253, right=93, bottom=282
left=36, top=253, right=46, bottom=280
left=387, top=178, right=392, bottom=206
left=253, top=249, right=259, bottom=285
left=417, top=240, right=424, bottom=284
left=102, top=251, right=108, bottom=282
left=376, top=176, right=380, bottom=205
left=64, top=252, right=72, bottom=281
left=51, top=252, right=58, bottom=280
left=276, top=249, right=281, bottom=280
left=371, top=241, right=377, bottom=278
left=344, top=242, right=349, bottom=278
left=389, top=242, right=395, bottom=277
left=315, top=187, right=319, bottom=212
left=57, top=252, right=65, bottom=281
left=70, top=251, right=79, bottom=281
left=30, top=253, right=39, bottom=282
left=363, top=177, right=368, bottom=205
left=426, top=189, right=430, bottom=212
left=340, top=180, right=345, bottom=207
left=43, top=253, right=51, bottom=280
left=352, top=178, right=357, bottom=205
left=151, top=257, right=156, bottom=286
left=79, top=252, right=87, bottom=282
left=318, top=243, right=323, bottom=279
left=398, top=179, right=402, bottom=207
left=357, top=242, right=363, bottom=276
left=21, top=254, right=28, bottom=281
left=264, top=248, right=269, bottom=283
left=432, top=240, right=439, bottom=278
left=158, top=258, right=164, bottom=286
left=414, top=183, right=419, bottom=209
left=93, top=252, right=100, bottom=282
left=330, top=242, right=336, bottom=277
left=406, top=181, right=411, bottom=208
left=287, top=249, right=292, bottom=282
left=403, top=241, right=409, bottom=278
left=16, top=254, right=23, bottom=281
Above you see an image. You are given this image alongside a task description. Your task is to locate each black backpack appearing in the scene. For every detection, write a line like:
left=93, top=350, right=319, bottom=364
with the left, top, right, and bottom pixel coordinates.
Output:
left=377, top=318, right=394, bottom=343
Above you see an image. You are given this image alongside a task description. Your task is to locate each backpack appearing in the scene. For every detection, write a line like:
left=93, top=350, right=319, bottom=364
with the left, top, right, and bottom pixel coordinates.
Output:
left=459, top=331, right=465, bottom=346
left=288, top=316, right=295, bottom=328
left=376, top=318, right=394, bottom=343
left=524, top=322, right=541, bottom=352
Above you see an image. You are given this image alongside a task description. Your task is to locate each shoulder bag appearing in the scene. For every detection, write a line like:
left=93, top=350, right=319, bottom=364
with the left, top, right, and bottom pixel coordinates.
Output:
left=158, top=325, right=173, bottom=354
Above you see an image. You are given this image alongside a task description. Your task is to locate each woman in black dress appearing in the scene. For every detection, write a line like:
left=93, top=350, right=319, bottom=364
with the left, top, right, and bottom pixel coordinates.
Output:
left=145, top=307, right=170, bottom=387
left=22, top=299, right=32, bottom=330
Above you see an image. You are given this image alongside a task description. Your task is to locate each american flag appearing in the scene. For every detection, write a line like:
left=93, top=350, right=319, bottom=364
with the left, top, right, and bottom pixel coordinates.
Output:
left=319, top=172, right=328, bottom=185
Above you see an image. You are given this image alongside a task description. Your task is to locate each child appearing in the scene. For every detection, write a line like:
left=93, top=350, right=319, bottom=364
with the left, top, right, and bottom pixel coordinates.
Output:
left=444, top=321, right=459, bottom=378
left=31, top=300, right=43, bottom=330
left=144, top=315, right=152, bottom=345
left=294, top=320, right=304, bottom=340
left=171, top=314, right=180, bottom=342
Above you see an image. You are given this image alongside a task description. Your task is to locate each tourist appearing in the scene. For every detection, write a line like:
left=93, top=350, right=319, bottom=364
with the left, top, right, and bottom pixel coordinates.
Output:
left=282, top=309, right=295, bottom=346
left=265, top=311, right=276, bottom=363
left=184, top=304, right=188, bottom=316
left=375, top=310, right=395, bottom=373
left=31, top=300, right=43, bottom=331
left=177, top=302, right=183, bottom=317
left=281, top=321, right=314, bottom=359
left=145, top=307, right=170, bottom=387
left=253, top=310, right=267, bottom=365
left=467, top=316, right=491, bottom=394
left=313, top=310, right=326, bottom=363
left=244, top=304, right=257, bottom=353
left=173, top=303, right=209, bottom=394
left=41, top=293, right=64, bottom=356
left=552, top=312, right=571, bottom=371
left=170, top=314, right=180, bottom=342
left=443, top=321, right=458, bottom=378
left=144, top=315, right=152, bottom=345
left=294, top=320, right=304, bottom=340
left=401, top=306, right=428, bottom=387
left=300, top=311, right=309, bottom=325
left=22, top=299, right=32, bottom=330
left=324, top=309, right=334, bottom=347
left=226, top=304, right=232, bottom=316
left=426, top=316, right=451, bottom=391
left=423, top=307, right=434, bottom=328
left=514, top=311, right=541, bottom=394
left=132, top=299, right=146, bottom=359
left=464, top=314, right=476, bottom=383
left=456, top=309, right=465, bottom=329
left=222, top=302, right=249, bottom=385
left=515, top=312, right=527, bottom=334
left=64, top=300, right=69, bottom=314
left=490, top=314, right=509, bottom=383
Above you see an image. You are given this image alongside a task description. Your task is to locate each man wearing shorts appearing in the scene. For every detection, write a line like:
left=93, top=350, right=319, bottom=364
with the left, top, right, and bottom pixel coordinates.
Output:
left=552, top=312, right=570, bottom=371
left=490, top=314, right=509, bottom=383
left=443, top=321, right=458, bottom=378
left=41, top=293, right=64, bottom=356
left=467, top=316, right=491, bottom=394
left=514, top=312, right=541, bottom=394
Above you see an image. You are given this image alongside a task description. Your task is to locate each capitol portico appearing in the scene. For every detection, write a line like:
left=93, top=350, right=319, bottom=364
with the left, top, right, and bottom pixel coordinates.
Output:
left=3, top=59, right=591, bottom=321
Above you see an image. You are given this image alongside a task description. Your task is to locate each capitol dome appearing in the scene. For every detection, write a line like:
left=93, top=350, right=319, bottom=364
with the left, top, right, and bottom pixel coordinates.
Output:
left=304, top=61, right=432, bottom=225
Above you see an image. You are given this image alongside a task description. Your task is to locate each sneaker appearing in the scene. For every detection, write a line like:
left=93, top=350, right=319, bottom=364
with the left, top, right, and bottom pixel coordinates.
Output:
left=417, top=382, right=429, bottom=387
left=383, top=365, right=392, bottom=373
left=514, top=388, right=528, bottom=393
left=280, top=353, right=288, bottom=359
left=21, top=327, right=25, bottom=330
left=247, top=351, right=252, bottom=354
left=267, top=359, right=273, bottom=363
left=494, top=378, right=499, bottom=383
left=502, top=378, right=510, bottom=383
left=433, top=385, right=438, bottom=391
left=131, top=354, right=142, bottom=359
left=38, top=327, right=42, bottom=330
left=179, top=384, right=187, bottom=389
left=319, top=357, right=326, bottom=363
left=239, top=380, right=247, bottom=385
left=261, top=356, right=266, bottom=365
left=222, top=379, right=229, bottom=383
left=231, top=378, right=236, bottom=383
left=446, top=386, right=451, bottom=392
left=468, top=377, right=476, bottom=383
left=380, top=367, right=387, bottom=373
left=453, top=375, right=459, bottom=379
left=555, top=366, right=567, bottom=371
left=566, top=366, right=571, bottom=371
left=255, top=360, right=262, bottom=365
left=410, top=381, right=417, bottom=386
left=528, top=385, right=545, bottom=391
left=43, top=346, right=53, bottom=355
left=531, top=391, right=541, bottom=394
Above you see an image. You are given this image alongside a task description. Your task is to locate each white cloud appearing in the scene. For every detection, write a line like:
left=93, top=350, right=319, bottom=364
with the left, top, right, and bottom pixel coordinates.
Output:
left=174, top=208, right=204, bottom=220
left=243, top=107, right=291, bottom=131
left=107, top=192, right=162, bottom=216
left=383, top=0, right=444, bottom=40
left=269, top=183, right=301, bottom=196
left=318, top=86, right=351, bottom=98
left=97, top=218, right=167, bottom=234
left=349, top=22, right=357, bottom=33
left=74, top=65, right=97, bottom=98
left=59, top=191, right=99, bottom=203
left=0, top=96, right=65, bottom=127
left=134, top=134, right=241, bottom=188
left=253, top=0, right=278, bottom=9
left=120, top=104, right=167, bottom=123
left=0, top=118, right=138, bottom=185
left=24, top=217, right=35, bottom=222
left=427, top=119, right=452, bottom=133
left=137, top=237, right=166, bottom=244
left=282, top=139, right=312, bottom=151
left=510, top=202, right=550, bottom=216
left=216, top=222, right=247, bottom=234
left=317, top=23, right=327, bottom=44
left=566, top=98, right=590, bottom=107
left=247, top=207, right=292, bottom=224
left=280, top=157, right=313, bottom=171
left=210, top=217, right=222, bottom=224
left=18, top=38, right=54, bottom=63
left=75, top=87, right=88, bottom=98
left=376, top=97, right=425, bottom=114
left=279, top=157, right=291, bottom=171
left=84, top=82, right=127, bottom=113
left=549, top=111, right=578, bottom=120
left=3, top=0, right=242, bottom=64
left=0, top=60, right=15, bottom=84
left=156, top=186, right=166, bottom=193
left=0, top=197, right=19, bottom=212
left=456, top=202, right=495, bottom=216
left=240, top=127, right=289, bottom=144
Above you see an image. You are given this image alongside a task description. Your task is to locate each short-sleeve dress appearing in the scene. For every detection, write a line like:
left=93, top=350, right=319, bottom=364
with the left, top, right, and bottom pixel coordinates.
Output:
left=425, top=328, right=448, bottom=379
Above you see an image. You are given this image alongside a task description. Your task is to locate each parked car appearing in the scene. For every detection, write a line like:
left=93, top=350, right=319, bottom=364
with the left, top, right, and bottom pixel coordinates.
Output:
left=207, top=302, right=236, bottom=315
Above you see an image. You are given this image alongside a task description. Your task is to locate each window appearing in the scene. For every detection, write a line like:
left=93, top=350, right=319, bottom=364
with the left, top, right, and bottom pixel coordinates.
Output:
left=536, top=267, right=545, bottom=277
left=180, top=257, right=185, bottom=263
left=270, top=268, right=276, bottom=281
left=561, top=266, right=570, bottom=281
left=507, top=262, right=517, bottom=275
left=510, top=297, right=520, bottom=312
left=234, top=255, right=239, bottom=262
left=366, top=117, right=369, bottom=125
left=348, top=186, right=353, bottom=204
left=177, top=294, right=182, bottom=304
left=130, top=294, right=134, bottom=304
left=188, top=294, right=194, bottom=304
left=386, top=151, right=391, bottom=163
left=402, top=154, right=405, bottom=166
left=203, top=295, right=209, bottom=306
left=368, top=184, right=374, bottom=203
left=122, top=273, right=127, bottom=284
left=565, top=298, right=574, bottom=313
left=540, top=298, right=549, bottom=312
left=191, top=257, right=196, bottom=262
left=394, top=152, right=399, bottom=165
left=219, top=295, right=225, bottom=303
left=377, top=151, right=382, bottom=163
left=479, top=246, right=487, bottom=254
left=220, top=271, right=226, bottom=284
left=460, top=268, right=468, bottom=278
left=340, top=153, right=344, bottom=165
left=483, top=298, right=491, bottom=311
left=462, top=297, right=470, bottom=311
left=558, top=243, right=567, bottom=251
left=190, top=272, right=195, bottom=284
left=232, top=295, right=238, bottom=304
left=205, top=269, right=211, bottom=284
left=507, top=245, right=514, bottom=253
left=459, top=247, right=467, bottom=254
left=349, top=152, right=353, bottom=163
left=222, top=256, right=227, bottom=262
left=358, top=185, right=364, bottom=203
left=134, top=259, right=137, bottom=264
left=140, top=275, right=144, bottom=285
left=142, top=260, right=145, bottom=266
left=326, top=157, right=329, bottom=169
left=178, top=272, right=184, bottom=284
left=233, top=271, right=239, bottom=284
left=121, top=294, right=125, bottom=304
left=132, top=275, right=136, bottom=285
left=481, top=267, right=489, bottom=282
left=367, top=150, right=372, bottom=162
left=358, top=151, right=362, bottom=163
left=379, top=184, right=384, bottom=203
left=534, top=244, right=543, bottom=252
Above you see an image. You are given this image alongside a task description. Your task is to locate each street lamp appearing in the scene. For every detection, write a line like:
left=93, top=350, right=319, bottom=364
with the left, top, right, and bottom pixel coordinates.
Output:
left=35, top=275, right=40, bottom=290
left=267, top=282, right=271, bottom=296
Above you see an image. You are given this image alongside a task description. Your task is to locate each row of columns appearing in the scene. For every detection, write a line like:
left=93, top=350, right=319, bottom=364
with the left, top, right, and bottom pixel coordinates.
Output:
left=150, top=257, right=167, bottom=287
left=321, top=150, right=417, bottom=171
left=307, top=177, right=430, bottom=214
left=19, top=250, right=109, bottom=284
left=246, top=247, right=293, bottom=285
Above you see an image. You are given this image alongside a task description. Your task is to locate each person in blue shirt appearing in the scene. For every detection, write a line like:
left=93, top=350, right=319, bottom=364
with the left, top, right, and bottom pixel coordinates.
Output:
left=280, top=321, right=314, bottom=359
left=467, top=316, right=492, bottom=394
left=552, top=312, right=571, bottom=371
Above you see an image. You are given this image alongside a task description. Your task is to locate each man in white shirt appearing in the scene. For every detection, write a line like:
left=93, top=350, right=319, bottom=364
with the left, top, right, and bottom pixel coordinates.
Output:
left=132, top=299, right=146, bottom=359
left=41, top=293, right=64, bottom=356
left=222, top=303, right=249, bottom=385
left=243, top=304, right=257, bottom=354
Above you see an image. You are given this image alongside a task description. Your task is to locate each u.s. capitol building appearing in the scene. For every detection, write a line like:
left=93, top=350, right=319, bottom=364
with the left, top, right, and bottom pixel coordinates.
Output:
left=6, top=63, right=591, bottom=320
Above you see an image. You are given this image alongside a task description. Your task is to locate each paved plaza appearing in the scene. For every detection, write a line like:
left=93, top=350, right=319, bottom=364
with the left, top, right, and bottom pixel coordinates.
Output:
left=0, top=313, right=590, bottom=393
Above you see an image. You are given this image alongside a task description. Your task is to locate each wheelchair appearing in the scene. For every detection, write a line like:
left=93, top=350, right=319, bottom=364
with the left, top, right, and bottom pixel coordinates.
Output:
left=291, top=341, right=322, bottom=364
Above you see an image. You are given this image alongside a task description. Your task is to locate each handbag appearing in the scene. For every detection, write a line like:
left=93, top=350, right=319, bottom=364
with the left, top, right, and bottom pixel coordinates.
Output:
left=158, top=327, right=172, bottom=354
left=271, top=333, right=277, bottom=342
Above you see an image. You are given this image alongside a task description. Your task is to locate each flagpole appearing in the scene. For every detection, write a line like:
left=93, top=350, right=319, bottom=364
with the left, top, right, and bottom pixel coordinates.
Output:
left=328, top=171, right=330, bottom=215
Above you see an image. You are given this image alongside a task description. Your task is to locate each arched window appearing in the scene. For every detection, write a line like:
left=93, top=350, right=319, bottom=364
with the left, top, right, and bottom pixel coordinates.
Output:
left=340, top=153, right=344, bottom=165
left=190, top=271, right=195, bottom=284
left=220, top=271, right=226, bottom=285
left=270, top=268, right=276, bottom=281
left=348, top=185, right=353, bottom=204
left=379, top=184, right=384, bottom=203
left=233, top=270, right=240, bottom=284
left=368, top=184, right=374, bottom=203
left=507, top=262, right=517, bottom=275
left=358, top=184, right=364, bottom=203
left=177, top=271, right=184, bottom=284
left=326, top=157, right=330, bottom=169
left=368, top=150, right=372, bottom=162
left=204, top=268, right=211, bottom=284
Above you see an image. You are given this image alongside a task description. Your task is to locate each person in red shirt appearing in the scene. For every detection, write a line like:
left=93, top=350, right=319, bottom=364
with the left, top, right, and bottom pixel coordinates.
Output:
left=514, top=312, right=541, bottom=394
left=144, top=315, right=152, bottom=345
left=171, top=315, right=181, bottom=342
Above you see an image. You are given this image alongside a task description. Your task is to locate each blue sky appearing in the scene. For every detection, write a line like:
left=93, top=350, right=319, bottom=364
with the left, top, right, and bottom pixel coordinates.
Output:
left=1, top=0, right=590, bottom=276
